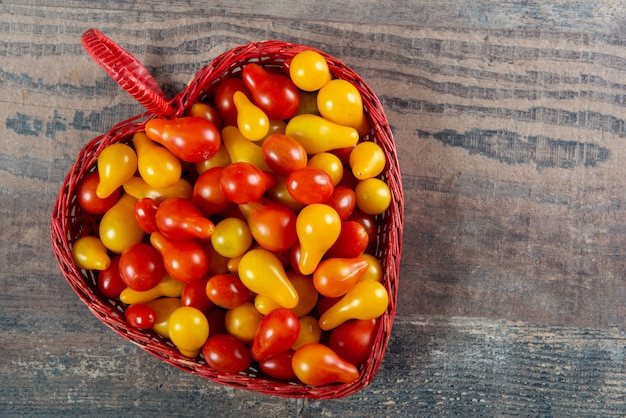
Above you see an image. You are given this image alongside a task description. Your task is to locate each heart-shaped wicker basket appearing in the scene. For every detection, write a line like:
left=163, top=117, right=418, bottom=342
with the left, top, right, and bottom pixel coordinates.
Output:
left=51, top=29, right=404, bottom=399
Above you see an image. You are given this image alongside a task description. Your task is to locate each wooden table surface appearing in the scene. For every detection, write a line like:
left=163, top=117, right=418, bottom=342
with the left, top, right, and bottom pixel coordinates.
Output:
left=3, top=1, right=626, bottom=416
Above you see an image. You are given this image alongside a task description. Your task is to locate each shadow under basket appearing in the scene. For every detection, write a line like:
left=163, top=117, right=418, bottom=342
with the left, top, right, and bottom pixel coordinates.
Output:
left=50, top=29, right=404, bottom=399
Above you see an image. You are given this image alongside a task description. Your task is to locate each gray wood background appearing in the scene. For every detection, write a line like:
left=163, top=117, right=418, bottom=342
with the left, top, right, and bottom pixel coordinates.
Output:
left=3, top=1, right=626, bottom=416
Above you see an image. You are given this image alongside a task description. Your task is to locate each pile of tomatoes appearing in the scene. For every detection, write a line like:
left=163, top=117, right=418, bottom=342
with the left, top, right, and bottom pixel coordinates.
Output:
left=71, top=49, right=392, bottom=387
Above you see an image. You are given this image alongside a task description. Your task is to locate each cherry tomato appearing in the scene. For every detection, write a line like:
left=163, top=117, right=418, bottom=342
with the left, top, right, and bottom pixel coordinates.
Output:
left=192, top=166, right=233, bottom=217
left=289, top=50, right=332, bottom=92
left=317, top=79, right=369, bottom=136
left=325, top=221, right=369, bottom=259
left=185, top=102, right=224, bottom=131
left=211, top=217, right=253, bottom=258
left=359, top=253, right=383, bottom=283
left=76, top=171, right=121, bottom=215
left=307, top=152, right=343, bottom=186
left=349, top=141, right=386, bottom=180
left=347, top=208, right=377, bottom=247
left=202, top=333, right=251, bottom=373
left=181, top=277, right=212, bottom=312
left=242, top=63, right=300, bottom=120
left=354, top=178, right=391, bottom=215
left=292, top=316, right=322, bottom=350
left=224, top=302, right=263, bottom=345
left=250, top=308, right=300, bottom=361
left=259, top=350, right=297, bottom=381
left=119, top=242, right=166, bottom=291
left=97, top=255, right=125, bottom=299
left=205, top=273, right=249, bottom=309
left=214, top=78, right=252, bottom=127
left=134, top=197, right=160, bottom=234
left=168, top=306, right=210, bottom=357
left=220, top=161, right=267, bottom=204
left=125, top=303, right=157, bottom=329
left=327, top=318, right=378, bottom=366
left=324, top=186, right=356, bottom=221
left=286, top=166, right=334, bottom=205
left=292, top=343, right=359, bottom=386
left=261, top=134, right=308, bottom=177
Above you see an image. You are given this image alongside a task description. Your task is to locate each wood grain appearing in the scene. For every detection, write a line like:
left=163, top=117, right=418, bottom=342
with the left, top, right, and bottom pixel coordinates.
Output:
left=3, top=0, right=626, bottom=415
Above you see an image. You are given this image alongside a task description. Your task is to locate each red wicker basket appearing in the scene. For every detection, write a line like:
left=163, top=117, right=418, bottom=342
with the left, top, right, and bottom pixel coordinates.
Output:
left=50, top=29, right=404, bottom=399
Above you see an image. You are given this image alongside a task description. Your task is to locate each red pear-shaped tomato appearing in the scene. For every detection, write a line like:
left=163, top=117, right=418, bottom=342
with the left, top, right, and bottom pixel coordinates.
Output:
left=238, top=198, right=298, bottom=252
left=155, top=197, right=215, bottom=241
left=292, top=343, right=359, bottom=386
left=145, top=116, right=220, bottom=163
left=242, top=63, right=300, bottom=120
left=150, top=231, right=209, bottom=283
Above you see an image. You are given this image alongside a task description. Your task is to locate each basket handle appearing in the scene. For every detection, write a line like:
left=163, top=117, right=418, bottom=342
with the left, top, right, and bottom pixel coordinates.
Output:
left=81, top=29, right=173, bottom=118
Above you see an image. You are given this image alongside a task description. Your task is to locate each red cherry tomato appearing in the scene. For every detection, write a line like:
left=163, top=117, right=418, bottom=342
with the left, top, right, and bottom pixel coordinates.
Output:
left=192, top=166, right=234, bottom=217
left=97, top=255, right=125, bottom=299
left=324, top=186, right=356, bottom=221
left=76, top=171, right=121, bottom=215
left=347, top=208, right=377, bottom=248
left=119, top=242, right=165, bottom=291
left=205, top=273, right=249, bottom=309
left=125, top=303, right=157, bottom=329
left=327, top=318, right=378, bottom=367
left=250, top=308, right=300, bottom=362
left=261, top=134, right=308, bottom=177
left=134, top=197, right=160, bottom=234
left=202, top=333, right=251, bottom=373
left=286, top=166, right=334, bottom=205
left=259, top=349, right=297, bottom=381
left=181, top=277, right=213, bottom=312
left=220, top=161, right=268, bottom=204
left=214, top=78, right=253, bottom=127
left=325, top=221, right=369, bottom=259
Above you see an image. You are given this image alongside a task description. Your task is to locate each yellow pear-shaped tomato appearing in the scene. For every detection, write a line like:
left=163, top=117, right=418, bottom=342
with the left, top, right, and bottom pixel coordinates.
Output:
left=133, top=131, right=182, bottom=188
left=96, top=143, right=137, bottom=199
left=233, top=91, right=270, bottom=141
left=99, top=193, right=145, bottom=253
left=318, top=280, right=388, bottom=330
left=71, top=236, right=111, bottom=270
left=285, top=114, right=359, bottom=155
left=237, top=248, right=299, bottom=309
left=296, top=203, right=341, bottom=275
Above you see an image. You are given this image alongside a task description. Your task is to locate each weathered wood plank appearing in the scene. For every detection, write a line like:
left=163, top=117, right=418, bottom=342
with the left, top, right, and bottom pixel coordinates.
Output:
left=3, top=309, right=626, bottom=416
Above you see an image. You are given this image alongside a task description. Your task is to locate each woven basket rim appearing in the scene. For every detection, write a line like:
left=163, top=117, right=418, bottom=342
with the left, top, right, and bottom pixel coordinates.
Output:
left=51, top=31, right=404, bottom=400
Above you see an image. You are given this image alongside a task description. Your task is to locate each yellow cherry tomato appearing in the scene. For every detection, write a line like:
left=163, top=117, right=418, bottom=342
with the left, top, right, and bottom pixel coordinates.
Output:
left=307, top=152, right=343, bottom=186
left=292, top=316, right=322, bottom=350
left=349, top=141, right=386, bottom=180
left=211, top=217, right=253, bottom=259
left=168, top=306, right=210, bottom=358
left=224, top=302, right=263, bottom=344
left=358, top=253, right=383, bottom=283
left=289, top=50, right=332, bottom=92
left=354, top=178, right=391, bottom=215
left=317, top=79, right=370, bottom=136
